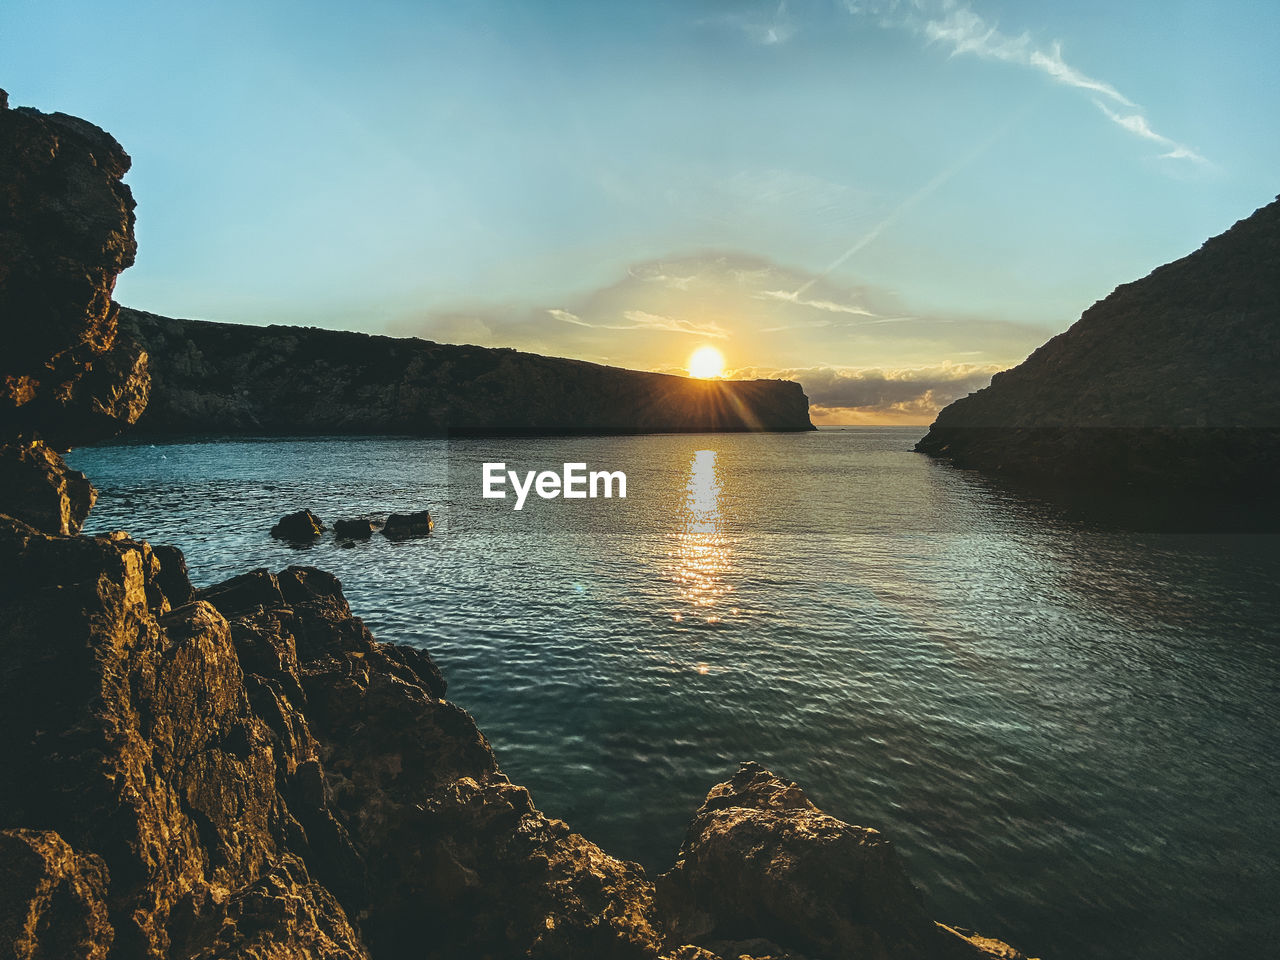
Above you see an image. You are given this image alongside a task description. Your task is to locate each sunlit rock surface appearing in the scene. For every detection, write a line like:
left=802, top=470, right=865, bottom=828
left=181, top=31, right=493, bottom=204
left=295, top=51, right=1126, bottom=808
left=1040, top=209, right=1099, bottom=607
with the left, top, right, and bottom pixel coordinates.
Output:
left=917, top=197, right=1280, bottom=494
left=121, top=309, right=815, bottom=436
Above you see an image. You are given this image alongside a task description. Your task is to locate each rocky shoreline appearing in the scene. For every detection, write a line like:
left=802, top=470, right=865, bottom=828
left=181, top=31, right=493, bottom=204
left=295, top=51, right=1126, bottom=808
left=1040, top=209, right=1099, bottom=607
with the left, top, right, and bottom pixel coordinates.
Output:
left=0, top=93, right=1033, bottom=959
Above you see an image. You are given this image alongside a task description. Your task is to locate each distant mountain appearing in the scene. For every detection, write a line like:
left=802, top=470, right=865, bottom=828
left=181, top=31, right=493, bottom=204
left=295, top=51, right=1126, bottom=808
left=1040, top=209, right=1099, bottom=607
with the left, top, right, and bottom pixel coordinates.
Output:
left=917, top=196, right=1280, bottom=494
left=121, top=309, right=815, bottom=436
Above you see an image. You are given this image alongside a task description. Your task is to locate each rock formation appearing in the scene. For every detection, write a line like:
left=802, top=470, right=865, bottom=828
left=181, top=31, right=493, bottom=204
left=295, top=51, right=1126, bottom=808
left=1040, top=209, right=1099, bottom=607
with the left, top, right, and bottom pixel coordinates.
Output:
left=120, top=309, right=815, bottom=436
left=1, top=94, right=1032, bottom=959
left=916, top=197, right=1280, bottom=494
left=0, top=90, right=150, bottom=534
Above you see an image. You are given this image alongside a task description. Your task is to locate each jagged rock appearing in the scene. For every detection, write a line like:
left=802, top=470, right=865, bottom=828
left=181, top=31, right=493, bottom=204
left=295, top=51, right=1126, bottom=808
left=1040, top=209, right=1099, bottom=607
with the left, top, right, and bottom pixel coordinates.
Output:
left=917, top=197, right=1280, bottom=494
left=150, top=542, right=195, bottom=607
left=0, top=442, right=95, bottom=535
left=381, top=510, right=433, bottom=540
left=332, top=518, right=375, bottom=540
left=119, top=308, right=815, bottom=436
left=0, top=828, right=113, bottom=960
left=657, top=762, right=1031, bottom=960
left=0, top=92, right=146, bottom=447
left=0, top=517, right=362, bottom=959
left=180, top=855, right=366, bottom=960
left=270, top=509, right=325, bottom=542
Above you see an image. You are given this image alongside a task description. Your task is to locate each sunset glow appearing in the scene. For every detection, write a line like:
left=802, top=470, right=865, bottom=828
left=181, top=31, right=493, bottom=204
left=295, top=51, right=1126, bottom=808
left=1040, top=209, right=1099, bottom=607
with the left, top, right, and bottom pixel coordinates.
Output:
left=688, top=346, right=725, bottom=379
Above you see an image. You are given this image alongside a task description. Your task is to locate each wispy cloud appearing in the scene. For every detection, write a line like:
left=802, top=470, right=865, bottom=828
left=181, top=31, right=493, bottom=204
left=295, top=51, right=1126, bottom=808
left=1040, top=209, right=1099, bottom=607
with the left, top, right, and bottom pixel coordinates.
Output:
left=548, top=306, right=727, bottom=339
left=709, top=0, right=797, bottom=46
left=849, top=1, right=1205, bottom=164
left=1093, top=100, right=1207, bottom=163
left=759, top=288, right=877, bottom=317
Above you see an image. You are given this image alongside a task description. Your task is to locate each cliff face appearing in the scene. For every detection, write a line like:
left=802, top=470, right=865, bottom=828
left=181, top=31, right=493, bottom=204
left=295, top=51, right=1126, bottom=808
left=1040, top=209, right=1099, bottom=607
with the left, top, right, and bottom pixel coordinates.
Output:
left=916, top=197, right=1280, bottom=492
left=121, top=309, right=815, bottom=436
left=0, top=91, right=149, bottom=536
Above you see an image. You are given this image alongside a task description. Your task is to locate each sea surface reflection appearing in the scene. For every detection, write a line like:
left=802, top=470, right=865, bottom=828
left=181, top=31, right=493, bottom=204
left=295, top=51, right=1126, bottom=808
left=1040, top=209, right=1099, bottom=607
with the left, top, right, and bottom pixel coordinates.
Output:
left=69, top=427, right=1280, bottom=959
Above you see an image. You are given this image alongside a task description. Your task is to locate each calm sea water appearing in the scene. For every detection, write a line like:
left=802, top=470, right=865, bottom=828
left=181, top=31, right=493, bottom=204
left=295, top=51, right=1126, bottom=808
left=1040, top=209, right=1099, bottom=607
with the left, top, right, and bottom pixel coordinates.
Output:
left=69, top=428, right=1280, bottom=960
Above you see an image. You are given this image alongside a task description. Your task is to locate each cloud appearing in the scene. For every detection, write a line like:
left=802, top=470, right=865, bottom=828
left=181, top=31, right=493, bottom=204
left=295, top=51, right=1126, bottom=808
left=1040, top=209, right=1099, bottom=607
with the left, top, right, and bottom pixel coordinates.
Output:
left=759, top=288, right=877, bottom=317
left=1093, top=100, right=1207, bottom=164
left=735, top=361, right=1004, bottom=422
left=548, top=305, right=727, bottom=338
left=849, top=1, right=1205, bottom=163
left=707, top=0, right=797, bottom=46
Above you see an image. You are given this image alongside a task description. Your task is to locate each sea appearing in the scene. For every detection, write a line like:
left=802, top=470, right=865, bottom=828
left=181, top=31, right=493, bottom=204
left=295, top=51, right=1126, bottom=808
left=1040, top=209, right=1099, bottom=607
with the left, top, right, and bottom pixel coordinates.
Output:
left=67, top=427, right=1280, bottom=960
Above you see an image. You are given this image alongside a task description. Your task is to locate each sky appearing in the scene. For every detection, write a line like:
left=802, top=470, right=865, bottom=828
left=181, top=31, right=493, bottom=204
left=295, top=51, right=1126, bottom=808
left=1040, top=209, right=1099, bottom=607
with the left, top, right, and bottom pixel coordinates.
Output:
left=5, top=0, right=1278, bottom=422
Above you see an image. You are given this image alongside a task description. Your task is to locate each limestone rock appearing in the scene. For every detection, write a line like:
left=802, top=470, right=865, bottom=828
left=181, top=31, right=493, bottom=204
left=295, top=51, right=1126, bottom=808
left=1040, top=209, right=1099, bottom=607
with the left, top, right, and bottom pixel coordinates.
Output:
left=658, top=762, right=1030, bottom=960
left=0, top=92, right=146, bottom=447
left=0, top=828, right=113, bottom=960
left=0, top=441, right=95, bottom=534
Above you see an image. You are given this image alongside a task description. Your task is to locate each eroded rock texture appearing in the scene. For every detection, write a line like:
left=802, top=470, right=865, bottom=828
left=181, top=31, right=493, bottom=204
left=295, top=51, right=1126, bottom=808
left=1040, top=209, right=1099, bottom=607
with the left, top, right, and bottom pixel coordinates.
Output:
left=657, top=762, right=1031, bottom=960
left=0, top=90, right=150, bottom=536
left=917, top=197, right=1280, bottom=494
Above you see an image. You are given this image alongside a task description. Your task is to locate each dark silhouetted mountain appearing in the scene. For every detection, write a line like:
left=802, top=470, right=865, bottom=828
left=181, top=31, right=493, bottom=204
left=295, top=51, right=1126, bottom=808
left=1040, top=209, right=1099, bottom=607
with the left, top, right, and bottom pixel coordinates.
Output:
left=120, top=310, right=815, bottom=436
left=917, top=197, right=1280, bottom=495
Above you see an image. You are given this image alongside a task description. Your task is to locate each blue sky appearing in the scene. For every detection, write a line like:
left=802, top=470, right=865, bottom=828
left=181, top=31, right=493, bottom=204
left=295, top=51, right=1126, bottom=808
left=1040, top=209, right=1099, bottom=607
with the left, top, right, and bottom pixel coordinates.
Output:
left=5, top=0, right=1278, bottom=421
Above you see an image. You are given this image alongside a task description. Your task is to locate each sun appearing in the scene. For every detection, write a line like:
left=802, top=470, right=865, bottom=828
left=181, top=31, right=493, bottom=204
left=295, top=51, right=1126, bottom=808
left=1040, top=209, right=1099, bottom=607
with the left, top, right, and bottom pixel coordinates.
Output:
left=688, top=345, right=725, bottom=379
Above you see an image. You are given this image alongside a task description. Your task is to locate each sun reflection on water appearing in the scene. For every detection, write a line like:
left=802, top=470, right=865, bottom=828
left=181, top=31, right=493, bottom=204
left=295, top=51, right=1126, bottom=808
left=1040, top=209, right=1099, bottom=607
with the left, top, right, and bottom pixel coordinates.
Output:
left=670, top=450, right=733, bottom=620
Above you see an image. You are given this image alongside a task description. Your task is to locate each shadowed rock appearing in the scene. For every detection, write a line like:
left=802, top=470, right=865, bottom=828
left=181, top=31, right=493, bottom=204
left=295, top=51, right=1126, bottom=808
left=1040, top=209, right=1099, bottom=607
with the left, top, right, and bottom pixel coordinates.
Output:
left=119, top=308, right=815, bottom=436
left=0, top=91, right=150, bottom=536
left=0, top=828, right=113, bottom=960
left=381, top=510, right=433, bottom=540
left=657, top=762, right=1033, bottom=960
left=271, top=509, right=326, bottom=542
left=333, top=518, right=375, bottom=540
left=0, top=442, right=95, bottom=534
left=917, top=196, right=1280, bottom=496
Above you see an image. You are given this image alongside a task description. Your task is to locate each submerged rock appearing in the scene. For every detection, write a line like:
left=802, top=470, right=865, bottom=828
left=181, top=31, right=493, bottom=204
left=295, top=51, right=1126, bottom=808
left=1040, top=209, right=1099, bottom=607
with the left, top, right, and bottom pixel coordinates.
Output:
left=382, top=509, right=433, bottom=540
left=333, top=517, right=375, bottom=540
left=270, top=509, right=326, bottom=542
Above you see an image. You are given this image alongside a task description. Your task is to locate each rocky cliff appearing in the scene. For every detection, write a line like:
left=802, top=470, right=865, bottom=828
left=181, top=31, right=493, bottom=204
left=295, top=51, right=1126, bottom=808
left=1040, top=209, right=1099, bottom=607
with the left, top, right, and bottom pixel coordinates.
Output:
left=121, top=310, right=815, bottom=436
left=0, top=91, right=149, bottom=533
left=916, top=197, right=1280, bottom=493
left=1, top=93, right=1032, bottom=959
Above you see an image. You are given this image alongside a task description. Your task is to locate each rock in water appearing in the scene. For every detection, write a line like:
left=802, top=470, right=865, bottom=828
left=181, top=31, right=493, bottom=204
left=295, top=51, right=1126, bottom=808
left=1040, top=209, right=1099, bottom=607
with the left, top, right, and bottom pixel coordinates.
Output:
left=657, top=762, right=1033, bottom=960
left=270, top=509, right=326, bottom=542
left=916, top=197, right=1280, bottom=495
left=0, top=441, right=95, bottom=535
left=333, top=517, right=375, bottom=540
left=382, top=509, right=433, bottom=540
